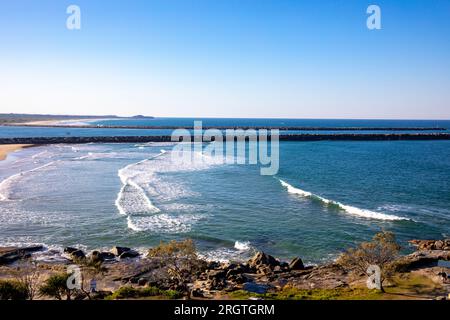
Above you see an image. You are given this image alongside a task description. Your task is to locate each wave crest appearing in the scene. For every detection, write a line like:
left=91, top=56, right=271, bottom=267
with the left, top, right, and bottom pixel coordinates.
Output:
left=278, top=179, right=410, bottom=221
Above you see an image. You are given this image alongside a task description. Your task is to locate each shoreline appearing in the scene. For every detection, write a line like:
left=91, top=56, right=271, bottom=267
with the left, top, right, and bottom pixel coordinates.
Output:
left=1, top=238, right=449, bottom=300
left=0, top=144, right=34, bottom=161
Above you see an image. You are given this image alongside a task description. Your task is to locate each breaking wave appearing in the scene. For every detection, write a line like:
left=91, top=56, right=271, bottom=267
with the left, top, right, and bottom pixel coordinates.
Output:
left=115, top=149, right=225, bottom=233
left=115, top=151, right=166, bottom=216
left=278, top=179, right=410, bottom=221
left=0, top=161, right=58, bottom=201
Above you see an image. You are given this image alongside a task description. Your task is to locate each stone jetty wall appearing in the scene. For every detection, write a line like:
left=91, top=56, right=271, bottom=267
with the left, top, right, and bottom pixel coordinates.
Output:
left=1, top=133, right=450, bottom=145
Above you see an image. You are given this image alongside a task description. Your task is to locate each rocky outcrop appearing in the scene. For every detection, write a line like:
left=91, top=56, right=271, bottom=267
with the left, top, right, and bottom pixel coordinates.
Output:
left=119, top=250, right=140, bottom=259
left=394, top=250, right=450, bottom=272
left=289, top=257, right=305, bottom=270
left=64, top=247, right=86, bottom=260
left=248, top=252, right=280, bottom=270
left=0, top=246, right=44, bottom=265
left=111, top=246, right=131, bottom=256
left=110, top=246, right=139, bottom=259
left=409, top=239, right=450, bottom=251
left=91, top=250, right=115, bottom=262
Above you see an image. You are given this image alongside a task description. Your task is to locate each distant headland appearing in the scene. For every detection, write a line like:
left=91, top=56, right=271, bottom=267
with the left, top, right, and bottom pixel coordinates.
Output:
left=0, top=113, right=154, bottom=125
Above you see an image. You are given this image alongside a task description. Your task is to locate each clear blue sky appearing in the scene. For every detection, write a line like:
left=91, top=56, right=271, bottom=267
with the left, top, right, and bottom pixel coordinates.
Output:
left=1, top=0, right=449, bottom=119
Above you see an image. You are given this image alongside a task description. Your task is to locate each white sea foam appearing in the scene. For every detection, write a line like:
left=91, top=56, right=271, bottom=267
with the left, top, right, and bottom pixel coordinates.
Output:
left=199, top=245, right=254, bottom=263
left=234, top=241, right=252, bottom=251
left=127, top=213, right=205, bottom=233
left=74, top=152, right=121, bottom=161
left=278, top=179, right=410, bottom=221
left=115, top=148, right=226, bottom=233
left=115, top=151, right=167, bottom=216
left=0, top=161, right=58, bottom=201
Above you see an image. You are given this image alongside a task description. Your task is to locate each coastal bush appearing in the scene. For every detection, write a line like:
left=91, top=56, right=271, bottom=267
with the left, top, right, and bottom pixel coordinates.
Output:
left=163, top=289, right=183, bottom=299
left=39, top=273, right=77, bottom=300
left=147, top=239, right=205, bottom=292
left=106, top=286, right=181, bottom=300
left=337, top=231, right=401, bottom=291
left=0, top=280, right=30, bottom=300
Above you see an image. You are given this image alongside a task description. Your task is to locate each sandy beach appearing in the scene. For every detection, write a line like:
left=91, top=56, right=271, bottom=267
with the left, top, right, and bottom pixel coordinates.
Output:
left=0, top=144, right=33, bottom=161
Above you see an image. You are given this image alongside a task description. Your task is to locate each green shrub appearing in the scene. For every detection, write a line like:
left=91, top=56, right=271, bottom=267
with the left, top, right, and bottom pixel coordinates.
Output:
left=107, top=286, right=182, bottom=300
left=163, top=289, right=183, bottom=299
left=0, top=280, right=30, bottom=300
left=337, top=231, right=401, bottom=292
left=39, top=273, right=75, bottom=300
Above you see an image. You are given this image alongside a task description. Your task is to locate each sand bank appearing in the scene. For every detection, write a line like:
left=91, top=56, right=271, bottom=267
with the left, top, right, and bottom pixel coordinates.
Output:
left=0, top=144, right=34, bottom=161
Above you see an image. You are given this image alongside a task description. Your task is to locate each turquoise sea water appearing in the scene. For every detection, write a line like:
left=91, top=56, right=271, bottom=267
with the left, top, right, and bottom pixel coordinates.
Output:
left=0, top=119, right=449, bottom=264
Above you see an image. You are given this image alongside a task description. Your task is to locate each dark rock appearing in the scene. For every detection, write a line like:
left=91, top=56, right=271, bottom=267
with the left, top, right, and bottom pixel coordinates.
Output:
left=137, top=278, right=148, bottom=286
left=206, top=261, right=220, bottom=270
left=205, top=278, right=226, bottom=291
left=71, top=250, right=86, bottom=260
left=207, top=269, right=227, bottom=280
left=119, top=250, right=140, bottom=259
left=248, top=252, right=280, bottom=269
left=91, top=250, right=115, bottom=262
left=225, top=264, right=247, bottom=278
left=64, top=247, right=85, bottom=260
left=231, top=274, right=247, bottom=284
left=191, top=288, right=204, bottom=298
left=129, top=277, right=139, bottom=284
left=0, top=246, right=44, bottom=265
left=111, top=246, right=131, bottom=256
left=289, top=257, right=305, bottom=270
left=64, top=247, right=80, bottom=254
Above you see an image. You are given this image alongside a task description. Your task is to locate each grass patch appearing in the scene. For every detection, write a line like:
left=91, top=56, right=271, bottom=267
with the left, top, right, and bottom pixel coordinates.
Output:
left=229, top=286, right=384, bottom=300
left=106, top=286, right=183, bottom=300
left=383, top=272, right=445, bottom=298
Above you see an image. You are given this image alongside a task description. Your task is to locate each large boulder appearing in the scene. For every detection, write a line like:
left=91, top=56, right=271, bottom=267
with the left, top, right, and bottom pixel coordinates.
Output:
left=111, top=246, right=131, bottom=256
left=91, top=250, right=115, bottom=262
left=119, top=250, right=140, bottom=259
left=289, top=257, right=305, bottom=270
left=64, top=247, right=85, bottom=260
left=248, top=252, right=280, bottom=270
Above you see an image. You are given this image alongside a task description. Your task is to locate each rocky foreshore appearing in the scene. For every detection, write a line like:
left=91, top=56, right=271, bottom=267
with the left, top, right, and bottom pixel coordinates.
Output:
left=1, top=238, right=449, bottom=300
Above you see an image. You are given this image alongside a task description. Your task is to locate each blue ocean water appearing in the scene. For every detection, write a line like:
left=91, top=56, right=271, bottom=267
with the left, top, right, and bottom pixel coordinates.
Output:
left=0, top=119, right=449, bottom=263
left=0, top=118, right=448, bottom=138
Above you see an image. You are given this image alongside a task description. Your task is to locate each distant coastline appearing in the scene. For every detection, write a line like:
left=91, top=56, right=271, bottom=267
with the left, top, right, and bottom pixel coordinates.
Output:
left=0, top=113, right=154, bottom=125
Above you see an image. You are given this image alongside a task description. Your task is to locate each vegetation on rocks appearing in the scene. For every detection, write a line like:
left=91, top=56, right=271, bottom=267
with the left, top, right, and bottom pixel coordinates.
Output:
left=337, top=231, right=401, bottom=291
left=106, top=286, right=182, bottom=300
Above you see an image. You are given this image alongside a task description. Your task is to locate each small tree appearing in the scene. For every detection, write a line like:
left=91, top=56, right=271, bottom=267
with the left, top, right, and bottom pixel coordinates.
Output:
left=337, top=231, right=401, bottom=292
left=39, top=273, right=76, bottom=300
left=147, top=239, right=204, bottom=292
left=13, top=259, right=40, bottom=300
